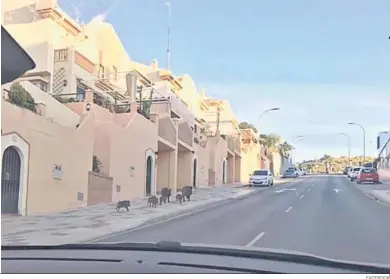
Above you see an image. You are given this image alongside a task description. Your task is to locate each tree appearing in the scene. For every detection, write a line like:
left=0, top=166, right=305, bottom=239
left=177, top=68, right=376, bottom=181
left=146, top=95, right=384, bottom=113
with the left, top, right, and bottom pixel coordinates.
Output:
left=92, top=155, right=102, bottom=173
left=321, top=154, right=332, bottom=161
left=278, top=141, right=294, bottom=157
left=8, top=82, right=36, bottom=112
left=238, top=121, right=258, bottom=133
left=259, top=133, right=281, bottom=152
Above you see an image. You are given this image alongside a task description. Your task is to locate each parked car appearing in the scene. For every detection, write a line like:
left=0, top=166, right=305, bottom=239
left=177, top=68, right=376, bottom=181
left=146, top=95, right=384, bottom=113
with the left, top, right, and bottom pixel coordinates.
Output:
left=249, top=169, right=274, bottom=187
left=282, top=169, right=298, bottom=178
left=356, top=168, right=380, bottom=184
left=349, top=167, right=361, bottom=181
left=343, top=166, right=351, bottom=175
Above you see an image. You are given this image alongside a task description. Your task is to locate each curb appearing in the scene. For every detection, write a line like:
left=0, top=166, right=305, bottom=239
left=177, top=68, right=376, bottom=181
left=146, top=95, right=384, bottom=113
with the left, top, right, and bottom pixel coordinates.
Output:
left=367, top=191, right=390, bottom=207
left=234, top=184, right=249, bottom=188
left=84, top=189, right=255, bottom=244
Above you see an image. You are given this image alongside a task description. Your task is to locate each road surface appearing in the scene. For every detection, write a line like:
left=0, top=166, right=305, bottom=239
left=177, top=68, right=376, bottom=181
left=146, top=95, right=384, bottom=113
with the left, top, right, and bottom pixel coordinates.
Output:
left=96, top=175, right=390, bottom=265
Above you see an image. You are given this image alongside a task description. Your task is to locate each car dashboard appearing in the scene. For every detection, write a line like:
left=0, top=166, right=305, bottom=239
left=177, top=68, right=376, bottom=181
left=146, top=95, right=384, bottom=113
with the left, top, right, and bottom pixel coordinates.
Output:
left=2, top=243, right=390, bottom=274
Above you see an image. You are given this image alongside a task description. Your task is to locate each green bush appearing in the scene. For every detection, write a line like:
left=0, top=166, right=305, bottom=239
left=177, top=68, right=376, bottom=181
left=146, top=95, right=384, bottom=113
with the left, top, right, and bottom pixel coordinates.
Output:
left=92, top=155, right=102, bottom=173
left=8, top=82, right=36, bottom=112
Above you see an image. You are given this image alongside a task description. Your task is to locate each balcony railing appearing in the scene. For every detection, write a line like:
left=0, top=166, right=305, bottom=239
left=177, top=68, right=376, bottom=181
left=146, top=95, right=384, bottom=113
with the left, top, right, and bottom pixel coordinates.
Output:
left=178, top=122, right=193, bottom=147
left=150, top=100, right=171, bottom=115
left=158, top=117, right=177, bottom=145
left=152, top=82, right=195, bottom=127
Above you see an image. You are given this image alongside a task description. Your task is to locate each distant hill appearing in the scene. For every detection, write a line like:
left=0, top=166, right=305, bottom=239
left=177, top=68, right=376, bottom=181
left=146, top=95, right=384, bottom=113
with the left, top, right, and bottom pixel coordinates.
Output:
left=298, top=155, right=377, bottom=173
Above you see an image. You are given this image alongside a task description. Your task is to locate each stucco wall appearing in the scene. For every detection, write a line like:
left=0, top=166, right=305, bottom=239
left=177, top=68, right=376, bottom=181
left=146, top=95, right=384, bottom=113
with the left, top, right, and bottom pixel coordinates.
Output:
left=241, top=144, right=262, bottom=183
left=177, top=151, right=193, bottom=188
left=1, top=99, right=95, bottom=215
left=3, top=81, right=80, bottom=128
left=107, top=113, right=158, bottom=201
left=212, top=137, right=228, bottom=185
left=156, top=151, right=170, bottom=191
left=193, top=143, right=211, bottom=188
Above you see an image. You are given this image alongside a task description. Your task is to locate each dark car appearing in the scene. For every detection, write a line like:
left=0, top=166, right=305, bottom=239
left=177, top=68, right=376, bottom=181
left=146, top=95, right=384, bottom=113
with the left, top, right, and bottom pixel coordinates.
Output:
left=343, top=166, right=351, bottom=175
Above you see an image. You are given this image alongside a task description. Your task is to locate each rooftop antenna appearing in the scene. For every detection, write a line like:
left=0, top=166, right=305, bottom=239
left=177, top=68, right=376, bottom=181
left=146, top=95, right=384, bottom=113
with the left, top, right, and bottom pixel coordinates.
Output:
left=165, top=1, right=172, bottom=71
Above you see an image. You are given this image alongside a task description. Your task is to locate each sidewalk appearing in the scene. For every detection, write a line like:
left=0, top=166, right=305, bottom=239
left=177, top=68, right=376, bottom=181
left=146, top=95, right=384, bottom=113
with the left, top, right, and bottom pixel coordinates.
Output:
left=1, top=185, right=254, bottom=245
left=353, top=173, right=390, bottom=206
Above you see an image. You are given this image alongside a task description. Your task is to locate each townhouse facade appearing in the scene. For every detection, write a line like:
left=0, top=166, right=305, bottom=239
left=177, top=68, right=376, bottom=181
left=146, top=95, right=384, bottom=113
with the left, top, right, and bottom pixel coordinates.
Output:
left=1, top=0, right=263, bottom=215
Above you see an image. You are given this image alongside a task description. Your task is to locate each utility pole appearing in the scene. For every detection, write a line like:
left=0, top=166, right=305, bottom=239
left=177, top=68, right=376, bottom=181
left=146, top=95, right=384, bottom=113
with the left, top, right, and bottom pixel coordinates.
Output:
left=166, top=1, right=172, bottom=71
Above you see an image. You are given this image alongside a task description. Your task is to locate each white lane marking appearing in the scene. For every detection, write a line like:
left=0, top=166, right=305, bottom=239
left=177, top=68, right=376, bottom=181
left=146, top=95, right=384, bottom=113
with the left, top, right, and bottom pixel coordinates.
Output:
left=308, top=188, right=311, bottom=191
left=285, top=206, right=293, bottom=213
left=300, top=195, right=305, bottom=198
left=275, top=188, right=296, bottom=193
left=246, top=232, right=266, bottom=247
left=332, top=188, right=341, bottom=193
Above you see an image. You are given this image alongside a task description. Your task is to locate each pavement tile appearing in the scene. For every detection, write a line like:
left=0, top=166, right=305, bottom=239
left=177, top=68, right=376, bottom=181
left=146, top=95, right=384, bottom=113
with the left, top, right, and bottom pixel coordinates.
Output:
left=1, top=185, right=253, bottom=245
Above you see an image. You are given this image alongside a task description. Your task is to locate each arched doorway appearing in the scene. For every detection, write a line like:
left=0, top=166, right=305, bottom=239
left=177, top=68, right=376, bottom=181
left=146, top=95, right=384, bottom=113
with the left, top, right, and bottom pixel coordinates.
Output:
left=145, top=156, right=153, bottom=195
left=222, top=159, right=227, bottom=184
left=2, top=146, right=21, bottom=214
left=193, top=158, right=198, bottom=187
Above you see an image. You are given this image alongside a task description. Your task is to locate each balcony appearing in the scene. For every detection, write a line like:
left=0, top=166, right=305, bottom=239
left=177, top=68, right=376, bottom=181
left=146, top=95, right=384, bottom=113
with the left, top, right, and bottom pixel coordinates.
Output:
left=178, top=121, right=193, bottom=148
left=152, top=82, right=195, bottom=127
left=158, top=117, right=177, bottom=146
left=150, top=100, right=170, bottom=115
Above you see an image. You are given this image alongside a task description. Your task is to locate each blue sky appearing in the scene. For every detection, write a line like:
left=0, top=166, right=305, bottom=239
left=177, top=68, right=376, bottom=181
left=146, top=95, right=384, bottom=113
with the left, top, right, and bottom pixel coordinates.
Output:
left=59, top=0, right=390, bottom=162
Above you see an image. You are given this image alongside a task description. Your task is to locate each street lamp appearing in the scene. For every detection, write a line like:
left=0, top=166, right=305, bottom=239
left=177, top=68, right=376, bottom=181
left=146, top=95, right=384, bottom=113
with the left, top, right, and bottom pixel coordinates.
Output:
left=339, top=133, right=351, bottom=166
left=348, top=122, right=366, bottom=164
left=256, top=108, right=280, bottom=133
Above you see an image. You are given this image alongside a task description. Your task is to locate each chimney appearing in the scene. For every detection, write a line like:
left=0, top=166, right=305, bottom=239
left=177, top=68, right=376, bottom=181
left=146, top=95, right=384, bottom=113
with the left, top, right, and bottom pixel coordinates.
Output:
left=151, top=59, right=158, bottom=69
left=126, top=72, right=137, bottom=103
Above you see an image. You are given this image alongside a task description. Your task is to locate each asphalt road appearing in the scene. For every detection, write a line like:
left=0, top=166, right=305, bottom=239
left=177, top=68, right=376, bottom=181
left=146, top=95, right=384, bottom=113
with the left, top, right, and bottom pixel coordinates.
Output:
left=97, top=175, right=390, bottom=265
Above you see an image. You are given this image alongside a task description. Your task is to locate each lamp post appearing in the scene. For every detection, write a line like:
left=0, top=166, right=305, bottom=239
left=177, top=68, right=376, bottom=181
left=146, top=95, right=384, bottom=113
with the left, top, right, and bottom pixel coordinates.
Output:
left=165, top=1, right=172, bottom=71
left=348, top=122, right=366, bottom=164
left=256, top=108, right=280, bottom=134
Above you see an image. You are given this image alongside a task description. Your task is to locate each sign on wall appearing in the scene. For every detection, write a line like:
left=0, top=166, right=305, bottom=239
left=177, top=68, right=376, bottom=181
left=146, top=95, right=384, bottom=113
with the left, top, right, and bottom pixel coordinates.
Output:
left=129, top=166, right=135, bottom=177
left=52, top=164, right=63, bottom=180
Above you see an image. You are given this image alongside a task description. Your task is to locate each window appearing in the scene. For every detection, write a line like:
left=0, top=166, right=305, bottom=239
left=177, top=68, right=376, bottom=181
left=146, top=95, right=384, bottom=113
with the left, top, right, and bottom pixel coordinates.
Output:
left=361, top=168, right=376, bottom=173
left=76, top=86, right=86, bottom=102
left=54, top=49, right=68, bottom=62
left=30, top=80, right=48, bottom=92
left=253, top=170, right=268, bottom=176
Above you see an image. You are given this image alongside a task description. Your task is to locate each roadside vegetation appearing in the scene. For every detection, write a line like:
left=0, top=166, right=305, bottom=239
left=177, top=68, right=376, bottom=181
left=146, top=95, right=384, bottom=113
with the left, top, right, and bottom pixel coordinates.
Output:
left=298, top=155, right=377, bottom=174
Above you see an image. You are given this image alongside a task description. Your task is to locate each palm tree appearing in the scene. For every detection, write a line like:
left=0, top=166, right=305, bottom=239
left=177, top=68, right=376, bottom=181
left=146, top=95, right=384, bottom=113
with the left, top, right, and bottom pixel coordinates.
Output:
left=278, top=141, right=294, bottom=157
left=259, top=133, right=281, bottom=153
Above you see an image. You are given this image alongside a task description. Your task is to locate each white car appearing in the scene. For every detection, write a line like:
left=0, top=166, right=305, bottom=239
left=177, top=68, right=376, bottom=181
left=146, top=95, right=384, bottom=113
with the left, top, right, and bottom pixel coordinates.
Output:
left=349, top=167, right=361, bottom=181
left=249, top=169, right=274, bottom=187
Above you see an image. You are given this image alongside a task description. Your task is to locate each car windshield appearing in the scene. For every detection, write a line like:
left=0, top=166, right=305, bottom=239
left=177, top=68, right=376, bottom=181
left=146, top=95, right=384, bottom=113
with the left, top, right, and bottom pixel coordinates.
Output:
left=253, top=170, right=268, bottom=176
left=361, top=168, right=376, bottom=173
left=3, top=0, right=390, bottom=270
